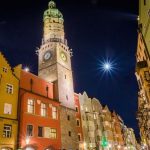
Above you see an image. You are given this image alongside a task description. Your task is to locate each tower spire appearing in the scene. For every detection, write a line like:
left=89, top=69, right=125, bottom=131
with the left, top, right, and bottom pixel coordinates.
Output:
left=48, top=0, right=56, bottom=8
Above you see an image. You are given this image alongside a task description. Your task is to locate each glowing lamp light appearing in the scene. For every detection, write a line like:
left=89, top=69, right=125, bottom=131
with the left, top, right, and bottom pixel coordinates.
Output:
left=118, top=145, right=121, bottom=149
left=26, top=137, right=30, bottom=145
left=24, top=67, right=30, bottom=72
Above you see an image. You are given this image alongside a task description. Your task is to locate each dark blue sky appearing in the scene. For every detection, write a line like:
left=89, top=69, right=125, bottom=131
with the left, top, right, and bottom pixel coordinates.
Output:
left=0, top=0, right=139, bottom=137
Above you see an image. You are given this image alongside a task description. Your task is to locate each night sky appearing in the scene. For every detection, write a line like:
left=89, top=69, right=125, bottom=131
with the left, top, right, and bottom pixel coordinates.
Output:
left=0, top=0, right=139, bottom=138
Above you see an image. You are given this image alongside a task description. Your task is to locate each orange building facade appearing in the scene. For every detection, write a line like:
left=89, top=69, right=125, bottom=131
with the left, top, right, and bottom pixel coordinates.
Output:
left=18, top=70, right=61, bottom=150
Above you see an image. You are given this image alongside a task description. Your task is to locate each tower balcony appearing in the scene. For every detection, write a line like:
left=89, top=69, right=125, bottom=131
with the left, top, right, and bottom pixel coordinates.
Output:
left=42, top=38, right=67, bottom=45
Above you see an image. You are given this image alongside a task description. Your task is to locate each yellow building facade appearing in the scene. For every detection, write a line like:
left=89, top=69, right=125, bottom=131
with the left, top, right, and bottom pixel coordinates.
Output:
left=0, top=52, right=21, bottom=150
left=135, top=0, right=150, bottom=148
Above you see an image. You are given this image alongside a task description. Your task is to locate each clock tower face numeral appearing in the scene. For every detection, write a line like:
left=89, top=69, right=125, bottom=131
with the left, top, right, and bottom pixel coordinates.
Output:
left=60, top=51, right=67, bottom=62
left=43, top=51, right=52, bottom=61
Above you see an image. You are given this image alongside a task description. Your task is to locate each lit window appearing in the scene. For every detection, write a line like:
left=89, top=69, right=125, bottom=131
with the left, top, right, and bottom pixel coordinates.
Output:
left=50, top=128, right=57, bottom=139
left=4, top=103, right=12, bottom=115
left=3, top=67, right=7, bottom=73
left=27, top=99, right=34, bottom=114
left=38, top=126, right=43, bottom=137
left=27, top=125, right=33, bottom=136
left=76, top=119, right=80, bottom=127
left=41, top=103, right=46, bottom=117
left=94, top=113, right=96, bottom=119
left=3, top=124, right=12, bottom=138
left=44, top=127, right=51, bottom=138
left=6, top=84, right=13, bottom=94
left=52, top=106, right=57, bottom=119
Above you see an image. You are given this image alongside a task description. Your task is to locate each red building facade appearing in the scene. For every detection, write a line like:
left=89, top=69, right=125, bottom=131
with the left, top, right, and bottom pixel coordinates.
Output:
left=18, top=70, right=61, bottom=150
left=74, top=93, right=84, bottom=150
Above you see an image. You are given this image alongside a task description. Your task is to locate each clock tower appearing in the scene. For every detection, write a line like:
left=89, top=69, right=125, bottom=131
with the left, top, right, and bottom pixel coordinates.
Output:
left=38, top=1, right=78, bottom=149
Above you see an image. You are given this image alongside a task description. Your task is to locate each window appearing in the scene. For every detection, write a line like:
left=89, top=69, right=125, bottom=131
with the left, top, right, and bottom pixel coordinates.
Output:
left=52, top=106, right=57, bottom=119
left=66, top=95, right=68, bottom=101
left=6, top=84, right=13, bottom=94
left=50, top=128, right=57, bottom=139
left=144, top=71, right=150, bottom=81
left=44, top=127, right=51, bottom=138
left=3, top=67, right=7, bottom=73
left=67, top=115, right=70, bottom=121
left=144, top=0, right=146, bottom=5
left=94, top=113, right=96, bottom=119
left=27, top=125, right=33, bottom=136
left=3, top=124, right=12, bottom=138
left=78, top=134, right=81, bottom=141
left=38, top=126, right=43, bottom=137
left=4, top=103, right=12, bottom=114
left=41, top=103, right=46, bottom=117
left=76, top=119, right=80, bottom=127
left=27, top=99, right=34, bottom=114
left=75, top=106, right=78, bottom=112
left=69, top=131, right=71, bottom=137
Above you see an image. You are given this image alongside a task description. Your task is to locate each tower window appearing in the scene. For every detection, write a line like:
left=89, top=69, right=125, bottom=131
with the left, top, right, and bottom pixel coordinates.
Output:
left=75, top=106, right=79, bottom=112
left=78, top=134, right=81, bottom=141
left=68, top=131, right=71, bottom=137
left=76, top=119, right=80, bottom=127
left=144, top=0, right=146, bottom=5
left=66, top=95, right=68, bottom=101
left=67, top=115, right=70, bottom=121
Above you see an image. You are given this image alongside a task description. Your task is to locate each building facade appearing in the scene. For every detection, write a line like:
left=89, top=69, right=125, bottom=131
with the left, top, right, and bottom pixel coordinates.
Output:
left=18, top=70, right=61, bottom=150
left=135, top=0, right=150, bottom=148
left=0, top=52, right=21, bottom=150
left=38, top=1, right=78, bottom=149
left=78, top=92, right=126, bottom=150
left=122, top=126, right=137, bottom=150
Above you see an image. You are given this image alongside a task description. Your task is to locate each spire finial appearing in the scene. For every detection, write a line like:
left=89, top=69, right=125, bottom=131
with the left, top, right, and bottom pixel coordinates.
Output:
left=49, top=0, right=56, bottom=8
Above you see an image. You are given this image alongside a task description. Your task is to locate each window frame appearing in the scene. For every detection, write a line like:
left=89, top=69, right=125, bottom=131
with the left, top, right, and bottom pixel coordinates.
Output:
left=52, top=106, right=57, bottom=119
left=26, top=124, right=33, bottom=137
left=6, top=84, right=13, bottom=94
left=38, top=126, right=43, bottom=137
left=41, top=103, right=47, bottom=117
left=27, top=99, right=35, bottom=114
left=50, top=128, right=57, bottom=139
left=3, top=124, right=12, bottom=138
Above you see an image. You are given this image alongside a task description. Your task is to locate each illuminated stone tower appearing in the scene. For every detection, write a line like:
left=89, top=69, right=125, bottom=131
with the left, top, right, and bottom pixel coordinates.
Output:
left=38, top=1, right=78, bottom=149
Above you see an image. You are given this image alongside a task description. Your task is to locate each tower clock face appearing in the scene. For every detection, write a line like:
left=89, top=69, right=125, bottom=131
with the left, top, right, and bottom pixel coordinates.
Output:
left=60, top=51, right=67, bottom=62
left=44, top=51, right=52, bottom=61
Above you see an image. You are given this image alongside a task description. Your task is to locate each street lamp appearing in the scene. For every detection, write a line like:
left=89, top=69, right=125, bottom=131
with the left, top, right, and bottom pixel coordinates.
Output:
left=24, top=67, right=30, bottom=72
